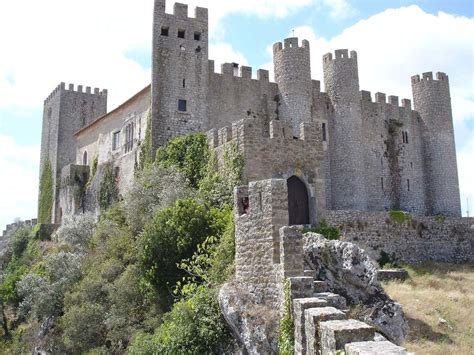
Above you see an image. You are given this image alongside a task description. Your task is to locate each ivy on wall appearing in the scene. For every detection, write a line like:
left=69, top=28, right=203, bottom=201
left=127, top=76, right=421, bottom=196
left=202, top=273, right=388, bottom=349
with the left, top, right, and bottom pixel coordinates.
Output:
left=136, top=109, right=153, bottom=174
left=38, top=160, right=53, bottom=224
left=99, top=162, right=118, bottom=210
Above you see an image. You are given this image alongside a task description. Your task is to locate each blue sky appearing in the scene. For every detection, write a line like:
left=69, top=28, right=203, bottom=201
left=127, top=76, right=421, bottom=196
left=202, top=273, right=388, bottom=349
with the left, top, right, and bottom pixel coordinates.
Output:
left=0, top=0, right=473, bottom=231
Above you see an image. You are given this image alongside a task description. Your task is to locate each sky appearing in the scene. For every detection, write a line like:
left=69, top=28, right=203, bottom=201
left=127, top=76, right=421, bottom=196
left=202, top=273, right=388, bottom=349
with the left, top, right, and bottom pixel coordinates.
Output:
left=0, top=0, right=473, bottom=231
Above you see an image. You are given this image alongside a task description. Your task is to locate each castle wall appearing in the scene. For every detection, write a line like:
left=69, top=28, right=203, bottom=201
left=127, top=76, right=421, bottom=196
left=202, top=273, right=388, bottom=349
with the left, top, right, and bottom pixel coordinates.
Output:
left=209, top=117, right=327, bottom=224
left=207, top=63, right=279, bottom=131
left=325, top=210, right=474, bottom=264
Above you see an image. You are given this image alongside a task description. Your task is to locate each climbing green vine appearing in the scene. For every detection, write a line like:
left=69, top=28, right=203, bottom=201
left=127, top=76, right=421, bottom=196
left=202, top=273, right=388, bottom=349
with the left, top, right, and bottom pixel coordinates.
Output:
left=38, top=160, right=53, bottom=223
left=99, top=162, right=118, bottom=210
left=136, top=110, right=153, bottom=173
left=278, top=278, right=294, bottom=355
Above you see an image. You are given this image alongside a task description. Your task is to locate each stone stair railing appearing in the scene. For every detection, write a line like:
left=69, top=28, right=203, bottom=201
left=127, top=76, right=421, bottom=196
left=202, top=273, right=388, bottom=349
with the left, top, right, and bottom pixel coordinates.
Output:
left=289, top=274, right=409, bottom=355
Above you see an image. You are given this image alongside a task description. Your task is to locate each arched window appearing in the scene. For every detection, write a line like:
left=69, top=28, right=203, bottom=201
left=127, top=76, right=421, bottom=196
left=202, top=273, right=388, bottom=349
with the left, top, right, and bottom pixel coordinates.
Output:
left=83, top=151, right=88, bottom=165
left=287, top=176, right=310, bottom=225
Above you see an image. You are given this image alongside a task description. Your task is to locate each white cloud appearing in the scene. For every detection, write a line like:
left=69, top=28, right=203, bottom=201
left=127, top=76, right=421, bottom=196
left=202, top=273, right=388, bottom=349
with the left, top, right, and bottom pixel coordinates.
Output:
left=209, top=43, right=249, bottom=70
left=0, top=136, right=40, bottom=233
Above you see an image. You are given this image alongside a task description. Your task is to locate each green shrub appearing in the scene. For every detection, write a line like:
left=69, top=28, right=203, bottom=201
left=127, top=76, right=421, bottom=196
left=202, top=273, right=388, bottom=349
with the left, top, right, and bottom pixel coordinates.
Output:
left=155, top=133, right=209, bottom=188
left=278, top=279, right=294, bottom=355
left=138, top=199, right=225, bottom=306
left=304, top=220, right=341, bottom=240
left=38, top=160, right=53, bottom=223
left=10, top=227, right=31, bottom=260
left=99, top=162, right=118, bottom=210
left=377, top=250, right=401, bottom=269
left=389, top=210, right=411, bottom=224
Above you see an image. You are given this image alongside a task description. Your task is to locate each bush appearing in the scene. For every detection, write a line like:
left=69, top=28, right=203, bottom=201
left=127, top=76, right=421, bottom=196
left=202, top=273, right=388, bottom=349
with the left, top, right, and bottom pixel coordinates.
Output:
left=99, top=162, right=118, bottom=210
left=304, top=220, right=341, bottom=240
left=124, top=164, right=191, bottom=233
left=10, top=227, right=32, bottom=260
left=389, top=210, right=411, bottom=224
left=38, top=160, right=53, bottom=223
left=53, top=212, right=96, bottom=249
left=278, top=279, right=294, bottom=354
left=155, top=133, right=209, bottom=188
left=138, top=199, right=225, bottom=306
left=128, top=286, right=232, bottom=354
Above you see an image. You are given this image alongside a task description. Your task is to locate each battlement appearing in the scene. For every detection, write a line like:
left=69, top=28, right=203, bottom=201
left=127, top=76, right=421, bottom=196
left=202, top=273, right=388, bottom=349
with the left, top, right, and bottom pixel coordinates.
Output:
left=207, top=118, right=318, bottom=149
left=360, top=90, right=412, bottom=110
left=411, top=71, right=449, bottom=85
left=273, top=37, right=310, bottom=54
left=44, top=82, right=107, bottom=104
left=323, top=49, right=357, bottom=64
left=2, top=219, right=37, bottom=238
left=155, top=0, right=208, bottom=21
left=208, top=60, right=270, bottom=82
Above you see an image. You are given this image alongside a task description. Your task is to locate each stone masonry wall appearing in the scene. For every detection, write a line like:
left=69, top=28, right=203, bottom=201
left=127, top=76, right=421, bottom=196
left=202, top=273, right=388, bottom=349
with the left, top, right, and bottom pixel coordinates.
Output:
left=325, top=210, right=474, bottom=264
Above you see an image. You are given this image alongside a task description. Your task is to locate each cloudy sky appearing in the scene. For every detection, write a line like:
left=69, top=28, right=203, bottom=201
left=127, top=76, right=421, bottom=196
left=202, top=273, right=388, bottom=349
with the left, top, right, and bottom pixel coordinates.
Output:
left=0, top=0, right=473, bottom=231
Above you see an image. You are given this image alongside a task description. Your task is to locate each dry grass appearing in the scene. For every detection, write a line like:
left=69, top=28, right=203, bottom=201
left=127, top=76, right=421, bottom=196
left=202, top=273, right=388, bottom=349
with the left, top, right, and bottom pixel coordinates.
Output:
left=383, top=263, right=474, bottom=354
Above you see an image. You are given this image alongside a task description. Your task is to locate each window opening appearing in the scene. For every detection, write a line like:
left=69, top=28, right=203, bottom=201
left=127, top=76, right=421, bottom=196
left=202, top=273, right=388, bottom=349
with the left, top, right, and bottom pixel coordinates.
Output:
left=407, top=179, right=410, bottom=191
left=322, top=122, right=327, bottom=142
left=124, top=122, right=134, bottom=153
left=178, top=99, right=187, bottom=112
left=83, top=151, right=88, bottom=165
left=381, top=177, right=384, bottom=190
left=194, top=32, right=201, bottom=41
left=178, top=29, right=185, bottom=38
left=112, top=131, right=120, bottom=150
left=161, top=27, right=169, bottom=36
left=182, top=79, right=186, bottom=88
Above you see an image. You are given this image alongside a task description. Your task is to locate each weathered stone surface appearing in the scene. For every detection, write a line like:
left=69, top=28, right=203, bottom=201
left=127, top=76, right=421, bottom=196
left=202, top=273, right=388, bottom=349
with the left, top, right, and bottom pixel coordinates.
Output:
left=313, top=280, right=327, bottom=293
left=304, top=233, right=408, bottom=344
left=345, top=340, right=407, bottom=354
left=320, top=319, right=375, bottom=354
left=313, top=292, right=347, bottom=310
left=305, top=306, right=346, bottom=354
left=219, top=282, right=279, bottom=354
left=293, top=298, right=328, bottom=354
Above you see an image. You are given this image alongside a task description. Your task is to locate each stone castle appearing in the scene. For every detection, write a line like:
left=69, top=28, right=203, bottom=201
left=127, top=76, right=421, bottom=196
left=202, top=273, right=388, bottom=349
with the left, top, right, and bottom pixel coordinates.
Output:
left=39, top=0, right=462, bottom=227
left=35, top=1, right=473, bottom=353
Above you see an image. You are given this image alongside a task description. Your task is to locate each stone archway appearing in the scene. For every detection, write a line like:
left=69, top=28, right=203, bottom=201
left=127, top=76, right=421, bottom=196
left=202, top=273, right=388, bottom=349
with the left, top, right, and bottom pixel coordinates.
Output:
left=287, top=175, right=310, bottom=225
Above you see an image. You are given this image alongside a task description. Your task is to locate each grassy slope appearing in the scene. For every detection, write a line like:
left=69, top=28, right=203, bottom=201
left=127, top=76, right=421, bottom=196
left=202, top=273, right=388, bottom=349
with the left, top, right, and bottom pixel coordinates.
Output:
left=383, top=263, right=474, bottom=354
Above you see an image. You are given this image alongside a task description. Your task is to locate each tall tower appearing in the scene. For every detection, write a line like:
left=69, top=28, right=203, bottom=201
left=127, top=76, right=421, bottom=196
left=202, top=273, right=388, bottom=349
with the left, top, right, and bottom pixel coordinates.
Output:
left=411, top=72, right=461, bottom=216
left=151, top=0, right=209, bottom=150
left=39, top=83, right=107, bottom=223
left=323, top=49, right=367, bottom=210
left=273, top=37, right=312, bottom=136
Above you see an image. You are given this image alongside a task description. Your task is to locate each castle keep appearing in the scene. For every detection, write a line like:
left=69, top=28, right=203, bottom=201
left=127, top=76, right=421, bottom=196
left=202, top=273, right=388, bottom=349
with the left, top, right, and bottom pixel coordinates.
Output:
left=39, top=0, right=465, bottom=242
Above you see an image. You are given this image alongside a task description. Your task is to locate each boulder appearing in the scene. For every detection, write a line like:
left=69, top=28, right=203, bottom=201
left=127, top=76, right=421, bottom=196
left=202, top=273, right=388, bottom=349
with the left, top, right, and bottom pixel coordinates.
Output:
left=303, top=233, right=408, bottom=345
left=219, top=282, right=279, bottom=354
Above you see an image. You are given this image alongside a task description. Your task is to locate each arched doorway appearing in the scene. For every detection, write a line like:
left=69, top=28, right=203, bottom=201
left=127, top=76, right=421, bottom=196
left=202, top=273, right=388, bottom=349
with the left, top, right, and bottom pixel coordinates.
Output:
left=287, top=176, right=310, bottom=225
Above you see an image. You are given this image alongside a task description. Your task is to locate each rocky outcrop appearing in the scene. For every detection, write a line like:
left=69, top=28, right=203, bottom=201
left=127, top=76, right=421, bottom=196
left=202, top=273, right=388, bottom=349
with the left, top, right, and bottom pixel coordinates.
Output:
left=219, top=282, right=279, bottom=354
left=303, top=233, right=408, bottom=345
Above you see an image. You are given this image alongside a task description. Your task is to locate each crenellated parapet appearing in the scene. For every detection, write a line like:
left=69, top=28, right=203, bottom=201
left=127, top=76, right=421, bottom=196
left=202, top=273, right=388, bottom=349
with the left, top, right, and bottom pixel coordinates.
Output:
left=360, top=90, right=413, bottom=111
left=1, top=219, right=38, bottom=238
left=44, top=82, right=107, bottom=104
left=208, top=60, right=270, bottom=82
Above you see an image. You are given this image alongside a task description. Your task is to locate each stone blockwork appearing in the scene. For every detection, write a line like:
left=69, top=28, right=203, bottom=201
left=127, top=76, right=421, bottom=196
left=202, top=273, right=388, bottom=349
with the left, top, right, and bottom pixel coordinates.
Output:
left=325, top=210, right=474, bottom=264
left=1, top=219, right=37, bottom=238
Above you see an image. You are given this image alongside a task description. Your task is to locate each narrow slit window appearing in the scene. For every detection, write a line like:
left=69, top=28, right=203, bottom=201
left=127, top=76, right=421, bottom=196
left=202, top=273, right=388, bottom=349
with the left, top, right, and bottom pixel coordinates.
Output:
left=322, top=122, right=327, bottom=142
left=178, top=29, right=185, bottom=39
left=178, top=99, right=187, bottom=112
left=194, top=32, right=201, bottom=41
left=182, top=79, right=186, bottom=88
left=405, top=131, right=409, bottom=144
left=381, top=177, right=384, bottom=190
left=407, top=179, right=410, bottom=191
left=161, top=27, right=169, bottom=36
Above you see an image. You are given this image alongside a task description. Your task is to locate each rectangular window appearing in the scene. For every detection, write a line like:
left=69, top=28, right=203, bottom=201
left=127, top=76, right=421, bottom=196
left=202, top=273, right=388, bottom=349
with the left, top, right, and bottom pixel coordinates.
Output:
left=407, top=178, right=410, bottom=191
left=194, top=32, right=201, bottom=41
left=178, top=29, right=185, bottom=38
left=178, top=99, right=187, bottom=112
left=381, top=177, right=384, bottom=190
left=161, top=27, right=169, bottom=36
left=124, top=122, right=134, bottom=153
left=405, top=131, right=409, bottom=144
left=322, top=122, right=327, bottom=142
left=112, top=131, right=120, bottom=150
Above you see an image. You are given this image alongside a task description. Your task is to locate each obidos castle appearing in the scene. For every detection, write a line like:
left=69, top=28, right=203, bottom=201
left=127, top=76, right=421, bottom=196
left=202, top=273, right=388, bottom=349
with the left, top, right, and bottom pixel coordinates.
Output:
left=39, top=0, right=462, bottom=227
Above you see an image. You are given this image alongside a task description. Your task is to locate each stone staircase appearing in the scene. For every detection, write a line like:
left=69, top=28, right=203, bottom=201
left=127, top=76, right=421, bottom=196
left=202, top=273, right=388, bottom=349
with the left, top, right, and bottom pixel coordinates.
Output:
left=289, top=275, right=409, bottom=355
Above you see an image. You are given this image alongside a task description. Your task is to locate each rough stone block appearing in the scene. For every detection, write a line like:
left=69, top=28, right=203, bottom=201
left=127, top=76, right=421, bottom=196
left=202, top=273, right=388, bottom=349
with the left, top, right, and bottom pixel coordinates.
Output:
left=320, top=319, right=375, bottom=354
left=293, top=298, right=328, bottom=355
left=377, top=269, right=409, bottom=282
left=313, top=280, right=327, bottom=293
left=345, top=340, right=407, bottom=354
left=305, top=306, right=346, bottom=354
left=289, top=276, right=314, bottom=299
left=313, top=292, right=347, bottom=309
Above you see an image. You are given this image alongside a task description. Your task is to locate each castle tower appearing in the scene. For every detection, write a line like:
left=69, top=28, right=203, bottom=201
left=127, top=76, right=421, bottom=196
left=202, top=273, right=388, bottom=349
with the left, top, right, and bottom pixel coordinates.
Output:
left=411, top=72, right=461, bottom=216
left=273, top=38, right=312, bottom=136
left=323, top=49, right=367, bottom=210
left=39, top=83, right=107, bottom=223
left=152, top=0, right=209, bottom=150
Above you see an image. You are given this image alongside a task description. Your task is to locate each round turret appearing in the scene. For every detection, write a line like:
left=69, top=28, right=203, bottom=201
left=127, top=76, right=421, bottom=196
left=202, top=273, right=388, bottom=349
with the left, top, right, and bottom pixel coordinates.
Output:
left=273, top=37, right=312, bottom=136
left=322, top=49, right=367, bottom=210
left=411, top=72, right=461, bottom=216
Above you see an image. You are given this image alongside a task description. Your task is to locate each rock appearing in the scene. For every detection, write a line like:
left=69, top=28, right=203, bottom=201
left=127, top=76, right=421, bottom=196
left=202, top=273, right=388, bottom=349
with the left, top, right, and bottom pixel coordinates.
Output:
left=438, top=317, right=452, bottom=329
left=377, top=269, right=409, bottom=282
left=303, top=233, right=409, bottom=345
left=219, top=282, right=279, bottom=354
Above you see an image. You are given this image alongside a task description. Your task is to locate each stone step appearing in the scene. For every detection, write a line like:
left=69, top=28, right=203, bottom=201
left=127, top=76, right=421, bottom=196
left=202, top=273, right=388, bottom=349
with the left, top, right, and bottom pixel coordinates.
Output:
left=304, top=269, right=315, bottom=278
left=313, top=292, right=347, bottom=310
left=289, top=276, right=315, bottom=299
left=313, top=280, right=327, bottom=293
left=293, top=298, right=329, bottom=355
left=304, top=306, right=346, bottom=354
left=345, top=340, right=408, bottom=354
left=320, top=319, right=375, bottom=354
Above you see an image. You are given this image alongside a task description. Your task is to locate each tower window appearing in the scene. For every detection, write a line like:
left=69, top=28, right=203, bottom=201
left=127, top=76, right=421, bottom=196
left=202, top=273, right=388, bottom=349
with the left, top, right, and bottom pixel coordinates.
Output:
left=194, top=32, right=201, bottom=41
left=381, top=177, right=384, bottom=190
left=178, top=29, right=185, bottom=38
left=124, top=122, right=134, bottom=153
left=112, top=131, right=120, bottom=150
left=407, top=179, right=410, bottom=191
left=322, top=122, right=327, bottom=142
left=182, top=79, right=186, bottom=88
left=402, top=131, right=409, bottom=144
left=83, top=151, right=88, bottom=165
left=161, top=27, right=169, bottom=36
left=178, top=99, right=187, bottom=112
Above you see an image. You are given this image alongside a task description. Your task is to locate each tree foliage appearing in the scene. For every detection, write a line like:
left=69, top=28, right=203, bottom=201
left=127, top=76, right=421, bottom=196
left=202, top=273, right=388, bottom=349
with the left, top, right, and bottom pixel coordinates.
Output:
left=38, top=160, right=53, bottom=223
left=99, top=162, right=118, bottom=210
